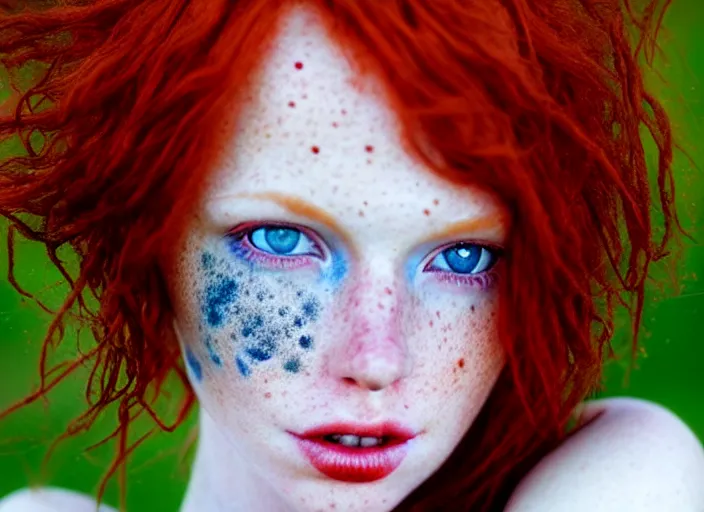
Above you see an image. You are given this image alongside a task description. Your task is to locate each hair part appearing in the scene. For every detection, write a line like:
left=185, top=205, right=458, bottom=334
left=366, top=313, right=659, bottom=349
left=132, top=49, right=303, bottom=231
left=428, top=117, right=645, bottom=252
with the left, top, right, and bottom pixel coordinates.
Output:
left=0, top=0, right=683, bottom=510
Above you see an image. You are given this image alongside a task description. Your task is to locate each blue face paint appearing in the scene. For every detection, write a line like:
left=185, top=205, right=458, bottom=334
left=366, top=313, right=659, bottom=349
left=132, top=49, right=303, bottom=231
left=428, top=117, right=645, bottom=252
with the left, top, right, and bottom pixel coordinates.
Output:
left=241, top=314, right=264, bottom=338
left=201, top=252, right=215, bottom=271
left=301, top=297, right=320, bottom=321
left=185, top=347, right=203, bottom=382
left=236, top=355, right=251, bottom=377
left=298, top=335, right=313, bottom=349
left=198, top=250, right=323, bottom=379
left=202, top=276, right=240, bottom=328
left=204, top=334, right=223, bottom=366
left=320, top=252, right=348, bottom=287
left=283, top=358, right=301, bottom=373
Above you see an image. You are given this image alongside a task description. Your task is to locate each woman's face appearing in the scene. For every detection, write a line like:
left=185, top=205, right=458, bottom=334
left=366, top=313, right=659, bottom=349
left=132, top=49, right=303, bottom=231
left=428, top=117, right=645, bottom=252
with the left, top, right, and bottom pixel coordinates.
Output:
left=166, top=6, right=508, bottom=511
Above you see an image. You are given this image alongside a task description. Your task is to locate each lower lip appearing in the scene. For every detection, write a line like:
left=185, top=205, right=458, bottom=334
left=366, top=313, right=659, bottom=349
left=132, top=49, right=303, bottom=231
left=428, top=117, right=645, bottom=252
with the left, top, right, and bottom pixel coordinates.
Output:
left=295, top=437, right=410, bottom=483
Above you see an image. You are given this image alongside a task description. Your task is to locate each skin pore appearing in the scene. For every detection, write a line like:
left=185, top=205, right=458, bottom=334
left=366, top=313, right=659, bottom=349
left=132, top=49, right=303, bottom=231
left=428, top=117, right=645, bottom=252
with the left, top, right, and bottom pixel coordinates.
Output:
left=165, top=5, right=508, bottom=512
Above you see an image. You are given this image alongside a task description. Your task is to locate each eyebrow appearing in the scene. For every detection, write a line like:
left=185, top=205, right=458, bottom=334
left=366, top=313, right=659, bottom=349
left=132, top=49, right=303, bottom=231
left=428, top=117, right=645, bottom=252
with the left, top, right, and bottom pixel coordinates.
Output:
left=220, top=191, right=507, bottom=247
left=223, top=191, right=356, bottom=245
left=427, top=216, right=508, bottom=243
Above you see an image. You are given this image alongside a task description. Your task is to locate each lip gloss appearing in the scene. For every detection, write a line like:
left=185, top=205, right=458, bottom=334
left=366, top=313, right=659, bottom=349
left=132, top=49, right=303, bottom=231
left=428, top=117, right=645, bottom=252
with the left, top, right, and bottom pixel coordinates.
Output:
left=290, top=422, right=416, bottom=482
left=295, top=437, right=410, bottom=482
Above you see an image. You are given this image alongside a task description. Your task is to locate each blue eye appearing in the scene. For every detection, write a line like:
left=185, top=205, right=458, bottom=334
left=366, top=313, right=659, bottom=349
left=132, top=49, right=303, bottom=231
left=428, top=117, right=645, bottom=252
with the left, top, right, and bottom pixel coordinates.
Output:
left=249, top=226, right=318, bottom=256
left=430, top=243, right=497, bottom=275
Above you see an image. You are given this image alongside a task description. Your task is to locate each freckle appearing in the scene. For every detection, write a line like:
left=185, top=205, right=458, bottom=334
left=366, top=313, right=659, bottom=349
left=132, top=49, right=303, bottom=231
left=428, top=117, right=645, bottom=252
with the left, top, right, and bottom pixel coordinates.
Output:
left=384, top=287, right=392, bottom=295
left=302, top=94, right=308, bottom=99
left=429, top=320, right=434, bottom=327
left=363, top=201, right=368, bottom=206
left=365, top=145, right=374, bottom=153
left=332, top=122, right=338, bottom=128
left=404, top=404, right=409, bottom=409
left=458, top=358, right=465, bottom=368
left=288, top=101, right=296, bottom=108
left=358, top=210, right=365, bottom=217
left=470, top=305, right=476, bottom=313
left=264, top=392, right=272, bottom=399
left=436, top=310, right=441, bottom=319
left=433, top=199, right=440, bottom=205
left=366, top=159, right=372, bottom=164
left=423, top=208, right=431, bottom=216
left=341, top=109, right=347, bottom=115
left=377, top=302, right=384, bottom=310
left=294, top=61, right=303, bottom=69
left=311, top=146, right=320, bottom=154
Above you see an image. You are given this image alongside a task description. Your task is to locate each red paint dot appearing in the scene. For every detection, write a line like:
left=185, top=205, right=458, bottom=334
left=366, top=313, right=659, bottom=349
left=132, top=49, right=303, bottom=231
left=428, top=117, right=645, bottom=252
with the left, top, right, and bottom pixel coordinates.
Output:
left=311, top=146, right=320, bottom=154
left=332, top=122, right=339, bottom=128
left=365, top=145, right=374, bottom=153
left=264, top=392, right=272, bottom=399
left=288, top=101, right=296, bottom=108
left=458, top=358, right=465, bottom=368
left=294, top=61, right=304, bottom=70
left=423, top=208, right=431, bottom=216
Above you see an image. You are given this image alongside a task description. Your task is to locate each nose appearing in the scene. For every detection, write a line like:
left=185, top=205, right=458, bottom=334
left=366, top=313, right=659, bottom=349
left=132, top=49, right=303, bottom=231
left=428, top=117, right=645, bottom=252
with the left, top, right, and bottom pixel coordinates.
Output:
left=327, top=272, right=410, bottom=391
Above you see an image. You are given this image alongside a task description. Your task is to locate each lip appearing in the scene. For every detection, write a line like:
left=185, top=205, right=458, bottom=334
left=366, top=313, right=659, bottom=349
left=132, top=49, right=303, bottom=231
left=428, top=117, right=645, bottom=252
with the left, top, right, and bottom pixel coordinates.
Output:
left=290, top=422, right=416, bottom=483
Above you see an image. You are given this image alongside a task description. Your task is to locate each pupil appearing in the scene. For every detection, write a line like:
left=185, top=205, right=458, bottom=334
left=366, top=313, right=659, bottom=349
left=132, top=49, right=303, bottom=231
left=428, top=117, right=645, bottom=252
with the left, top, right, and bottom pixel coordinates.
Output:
left=444, top=244, right=482, bottom=274
left=265, top=228, right=300, bottom=254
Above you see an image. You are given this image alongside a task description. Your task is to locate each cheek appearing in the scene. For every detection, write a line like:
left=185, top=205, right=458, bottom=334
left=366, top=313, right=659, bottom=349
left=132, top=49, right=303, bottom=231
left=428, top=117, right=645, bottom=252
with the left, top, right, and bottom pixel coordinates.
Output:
left=413, top=293, right=503, bottom=393
left=176, top=247, right=329, bottom=383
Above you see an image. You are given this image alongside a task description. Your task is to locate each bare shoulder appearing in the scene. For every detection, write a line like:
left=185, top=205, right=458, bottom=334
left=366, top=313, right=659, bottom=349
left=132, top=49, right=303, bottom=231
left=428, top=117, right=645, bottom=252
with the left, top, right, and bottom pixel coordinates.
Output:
left=0, top=488, right=117, bottom=512
left=505, top=397, right=704, bottom=512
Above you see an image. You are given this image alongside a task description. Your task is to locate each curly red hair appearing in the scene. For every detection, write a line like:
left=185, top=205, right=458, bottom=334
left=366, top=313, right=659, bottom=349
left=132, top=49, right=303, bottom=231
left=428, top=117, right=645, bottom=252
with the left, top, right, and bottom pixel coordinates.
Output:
left=0, top=0, right=683, bottom=510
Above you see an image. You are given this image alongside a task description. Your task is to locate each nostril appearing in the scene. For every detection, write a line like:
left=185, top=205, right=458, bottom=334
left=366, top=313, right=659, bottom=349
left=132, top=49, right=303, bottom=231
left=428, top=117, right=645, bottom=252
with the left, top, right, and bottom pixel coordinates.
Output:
left=340, top=376, right=385, bottom=392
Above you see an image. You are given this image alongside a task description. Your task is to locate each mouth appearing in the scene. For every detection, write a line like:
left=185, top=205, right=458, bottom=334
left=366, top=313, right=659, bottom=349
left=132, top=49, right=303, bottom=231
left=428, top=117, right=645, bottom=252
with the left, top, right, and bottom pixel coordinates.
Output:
left=290, top=422, right=416, bottom=483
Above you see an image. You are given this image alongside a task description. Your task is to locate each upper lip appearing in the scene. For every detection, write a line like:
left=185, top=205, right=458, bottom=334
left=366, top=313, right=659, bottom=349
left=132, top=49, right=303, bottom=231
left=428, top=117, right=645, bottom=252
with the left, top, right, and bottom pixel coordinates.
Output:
left=293, top=421, right=416, bottom=441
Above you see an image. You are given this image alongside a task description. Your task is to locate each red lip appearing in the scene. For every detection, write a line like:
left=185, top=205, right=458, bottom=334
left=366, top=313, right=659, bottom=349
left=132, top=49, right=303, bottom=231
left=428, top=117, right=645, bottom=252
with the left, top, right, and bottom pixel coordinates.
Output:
left=291, top=422, right=415, bottom=483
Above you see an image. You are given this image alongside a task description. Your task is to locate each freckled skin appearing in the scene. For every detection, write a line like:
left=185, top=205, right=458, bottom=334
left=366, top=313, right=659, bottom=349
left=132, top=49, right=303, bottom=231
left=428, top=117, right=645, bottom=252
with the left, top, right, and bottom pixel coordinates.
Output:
left=166, top=6, right=508, bottom=512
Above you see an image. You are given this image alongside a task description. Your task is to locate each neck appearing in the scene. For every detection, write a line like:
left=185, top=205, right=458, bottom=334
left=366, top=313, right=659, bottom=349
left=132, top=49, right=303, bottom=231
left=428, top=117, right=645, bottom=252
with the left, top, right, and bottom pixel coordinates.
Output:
left=180, top=410, right=293, bottom=512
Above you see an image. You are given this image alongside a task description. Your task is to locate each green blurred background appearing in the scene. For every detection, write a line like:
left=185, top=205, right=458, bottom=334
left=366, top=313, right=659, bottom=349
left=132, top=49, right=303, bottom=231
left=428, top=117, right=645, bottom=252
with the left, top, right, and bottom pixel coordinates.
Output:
left=1, top=3, right=703, bottom=511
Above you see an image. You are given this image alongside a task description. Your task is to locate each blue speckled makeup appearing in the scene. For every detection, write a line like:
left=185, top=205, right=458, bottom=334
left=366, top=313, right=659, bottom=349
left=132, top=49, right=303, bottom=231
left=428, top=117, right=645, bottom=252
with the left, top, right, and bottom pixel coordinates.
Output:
left=185, top=347, right=203, bottom=382
left=320, top=251, right=348, bottom=288
left=196, top=249, right=324, bottom=378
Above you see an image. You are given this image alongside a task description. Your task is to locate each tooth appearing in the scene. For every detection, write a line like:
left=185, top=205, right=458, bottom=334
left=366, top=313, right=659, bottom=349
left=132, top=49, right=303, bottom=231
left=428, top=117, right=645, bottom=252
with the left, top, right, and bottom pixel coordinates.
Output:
left=360, top=436, right=380, bottom=447
left=339, top=435, right=361, bottom=447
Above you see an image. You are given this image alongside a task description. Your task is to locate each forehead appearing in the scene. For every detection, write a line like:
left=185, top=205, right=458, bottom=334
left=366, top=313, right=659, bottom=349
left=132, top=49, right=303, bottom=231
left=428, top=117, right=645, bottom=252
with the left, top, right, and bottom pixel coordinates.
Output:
left=205, top=5, right=505, bottom=232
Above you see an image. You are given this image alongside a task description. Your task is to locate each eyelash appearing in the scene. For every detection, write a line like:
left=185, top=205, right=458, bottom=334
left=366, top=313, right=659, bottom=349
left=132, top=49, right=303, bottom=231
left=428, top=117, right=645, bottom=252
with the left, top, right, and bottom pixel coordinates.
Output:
left=225, top=224, right=501, bottom=289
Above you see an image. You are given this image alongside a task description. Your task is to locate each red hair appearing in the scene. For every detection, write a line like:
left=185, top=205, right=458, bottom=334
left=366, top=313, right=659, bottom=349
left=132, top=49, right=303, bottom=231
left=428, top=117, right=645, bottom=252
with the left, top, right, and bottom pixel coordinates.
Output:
left=0, top=0, right=683, bottom=510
